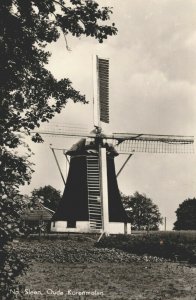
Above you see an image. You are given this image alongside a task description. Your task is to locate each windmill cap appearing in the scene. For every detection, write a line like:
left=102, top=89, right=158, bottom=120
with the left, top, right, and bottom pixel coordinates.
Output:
left=66, top=139, right=119, bottom=157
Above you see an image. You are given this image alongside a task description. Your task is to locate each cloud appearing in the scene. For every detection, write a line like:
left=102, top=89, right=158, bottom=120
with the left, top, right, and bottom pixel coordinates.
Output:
left=112, top=70, right=196, bottom=134
left=110, top=0, right=196, bottom=83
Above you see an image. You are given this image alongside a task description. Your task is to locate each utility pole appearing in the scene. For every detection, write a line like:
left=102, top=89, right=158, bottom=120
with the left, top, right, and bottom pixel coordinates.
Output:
left=164, top=217, right=167, bottom=231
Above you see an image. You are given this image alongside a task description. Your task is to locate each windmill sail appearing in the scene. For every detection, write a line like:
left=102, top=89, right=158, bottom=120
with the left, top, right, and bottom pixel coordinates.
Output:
left=34, top=126, right=194, bottom=155
left=110, top=133, right=194, bottom=154
left=93, top=55, right=109, bottom=126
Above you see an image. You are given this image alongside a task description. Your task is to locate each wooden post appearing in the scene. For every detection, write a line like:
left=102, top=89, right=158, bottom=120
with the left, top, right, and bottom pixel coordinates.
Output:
left=100, top=147, right=109, bottom=234
left=50, top=147, right=66, bottom=186
left=93, top=55, right=100, bottom=128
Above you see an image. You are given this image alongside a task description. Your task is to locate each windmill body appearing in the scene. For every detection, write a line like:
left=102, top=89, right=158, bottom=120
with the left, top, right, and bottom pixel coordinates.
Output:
left=35, top=55, right=194, bottom=235
left=51, top=139, right=131, bottom=234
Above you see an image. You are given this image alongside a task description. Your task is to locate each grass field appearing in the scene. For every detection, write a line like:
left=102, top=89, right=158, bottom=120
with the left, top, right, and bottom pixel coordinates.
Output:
left=13, top=234, right=196, bottom=300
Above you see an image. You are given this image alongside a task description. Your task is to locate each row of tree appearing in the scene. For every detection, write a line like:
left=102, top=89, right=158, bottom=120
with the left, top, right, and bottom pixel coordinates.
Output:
left=29, top=186, right=196, bottom=231
left=122, top=192, right=196, bottom=230
left=27, top=187, right=161, bottom=231
left=122, top=192, right=163, bottom=230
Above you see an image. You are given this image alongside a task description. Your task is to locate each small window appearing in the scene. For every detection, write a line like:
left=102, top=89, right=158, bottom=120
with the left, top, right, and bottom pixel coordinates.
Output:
left=52, top=221, right=55, bottom=227
left=67, top=220, right=76, bottom=228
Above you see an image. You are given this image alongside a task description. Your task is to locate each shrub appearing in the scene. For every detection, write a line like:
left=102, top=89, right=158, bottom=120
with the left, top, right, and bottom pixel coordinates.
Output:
left=95, top=232, right=196, bottom=263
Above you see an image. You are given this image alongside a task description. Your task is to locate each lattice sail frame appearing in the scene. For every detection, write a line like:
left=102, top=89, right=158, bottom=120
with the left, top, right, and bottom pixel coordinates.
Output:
left=34, top=125, right=194, bottom=154
left=110, top=133, right=194, bottom=154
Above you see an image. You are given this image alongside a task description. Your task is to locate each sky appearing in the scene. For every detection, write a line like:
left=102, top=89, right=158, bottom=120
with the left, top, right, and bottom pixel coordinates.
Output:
left=21, top=0, right=196, bottom=230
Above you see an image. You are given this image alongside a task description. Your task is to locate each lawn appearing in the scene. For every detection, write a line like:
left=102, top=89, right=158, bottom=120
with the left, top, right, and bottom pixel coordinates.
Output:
left=14, top=235, right=196, bottom=300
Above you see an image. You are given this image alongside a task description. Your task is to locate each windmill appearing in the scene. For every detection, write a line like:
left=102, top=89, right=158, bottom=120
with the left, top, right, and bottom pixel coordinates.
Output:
left=35, top=55, right=194, bottom=235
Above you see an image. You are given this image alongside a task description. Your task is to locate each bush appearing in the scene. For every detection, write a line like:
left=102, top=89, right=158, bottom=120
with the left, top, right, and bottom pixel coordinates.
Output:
left=95, top=233, right=196, bottom=264
left=0, top=191, right=30, bottom=299
left=0, top=244, right=26, bottom=299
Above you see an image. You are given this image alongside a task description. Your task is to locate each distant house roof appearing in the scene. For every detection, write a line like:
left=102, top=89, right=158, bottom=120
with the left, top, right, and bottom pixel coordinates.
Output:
left=21, top=202, right=55, bottom=221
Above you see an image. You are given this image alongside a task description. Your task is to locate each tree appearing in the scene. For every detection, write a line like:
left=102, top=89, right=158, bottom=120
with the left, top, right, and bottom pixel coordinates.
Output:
left=174, top=198, right=196, bottom=230
left=0, top=1, right=117, bottom=297
left=31, top=185, right=62, bottom=211
left=0, top=0, right=117, bottom=188
left=122, top=192, right=163, bottom=230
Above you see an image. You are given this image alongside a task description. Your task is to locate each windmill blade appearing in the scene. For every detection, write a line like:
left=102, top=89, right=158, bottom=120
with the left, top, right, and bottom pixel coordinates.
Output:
left=93, top=55, right=109, bottom=126
left=32, top=122, right=96, bottom=139
left=106, top=133, right=194, bottom=154
left=31, top=122, right=194, bottom=154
